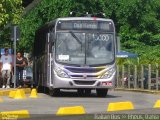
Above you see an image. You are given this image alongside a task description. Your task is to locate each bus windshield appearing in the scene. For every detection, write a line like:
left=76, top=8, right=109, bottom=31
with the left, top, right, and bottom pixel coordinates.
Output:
left=55, top=32, right=114, bottom=65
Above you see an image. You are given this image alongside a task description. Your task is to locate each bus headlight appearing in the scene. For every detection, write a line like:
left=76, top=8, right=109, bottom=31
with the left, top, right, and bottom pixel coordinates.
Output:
left=55, top=67, right=69, bottom=78
left=101, top=67, right=115, bottom=79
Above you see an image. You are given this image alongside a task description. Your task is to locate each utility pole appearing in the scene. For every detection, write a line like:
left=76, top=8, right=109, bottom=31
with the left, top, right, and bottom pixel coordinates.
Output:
left=13, top=26, right=17, bottom=88
left=11, top=25, right=20, bottom=88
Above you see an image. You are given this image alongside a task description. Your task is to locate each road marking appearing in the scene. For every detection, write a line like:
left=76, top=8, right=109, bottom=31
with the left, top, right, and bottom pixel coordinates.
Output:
left=0, top=110, right=30, bottom=119
left=56, top=106, right=86, bottom=115
left=107, top=101, right=134, bottom=112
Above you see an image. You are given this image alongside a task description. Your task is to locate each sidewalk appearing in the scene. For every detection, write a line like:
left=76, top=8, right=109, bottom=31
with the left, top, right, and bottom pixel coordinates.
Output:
left=115, top=88, right=160, bottom=94
left=0, top=88, right=31, bottom=96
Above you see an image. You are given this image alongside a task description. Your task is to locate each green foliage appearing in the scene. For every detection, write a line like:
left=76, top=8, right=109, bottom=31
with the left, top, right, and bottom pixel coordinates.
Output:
left=18, top=0, right=160, bottom=64
left=0, top=0, right=23, bottom=46
left=19, top=0, right=104, bottom=51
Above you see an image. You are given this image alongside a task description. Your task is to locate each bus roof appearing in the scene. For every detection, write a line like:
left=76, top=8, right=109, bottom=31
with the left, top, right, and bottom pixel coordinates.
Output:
left=56, top=17, right=113, bottom=22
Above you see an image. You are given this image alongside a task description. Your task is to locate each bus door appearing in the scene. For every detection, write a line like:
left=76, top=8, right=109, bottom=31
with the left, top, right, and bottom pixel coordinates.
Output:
left=47, top=33, right=54, bottom=87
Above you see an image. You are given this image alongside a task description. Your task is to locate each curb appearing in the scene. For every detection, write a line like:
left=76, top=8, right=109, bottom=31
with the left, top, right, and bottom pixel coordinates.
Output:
left=115, top=88, right=160, bottom=94
left=0, top=88, right=31, bottom=96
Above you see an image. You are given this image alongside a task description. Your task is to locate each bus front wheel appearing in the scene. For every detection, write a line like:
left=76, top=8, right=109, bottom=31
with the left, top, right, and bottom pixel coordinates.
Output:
left=49, top=88, right=60, bottom=96
left=96, top=89, right=108, bottom=97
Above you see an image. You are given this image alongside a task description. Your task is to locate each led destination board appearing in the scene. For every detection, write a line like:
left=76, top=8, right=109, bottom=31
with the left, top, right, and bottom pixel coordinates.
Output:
left=57, top=20, right=114, bottom=32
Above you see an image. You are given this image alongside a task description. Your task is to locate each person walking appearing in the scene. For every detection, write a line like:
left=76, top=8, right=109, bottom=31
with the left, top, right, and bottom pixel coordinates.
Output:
left=0, top=54, right=2, bottom=87
left=16, top=52, right=25, bottom=88
left=0, top=48, right=12, bottom=88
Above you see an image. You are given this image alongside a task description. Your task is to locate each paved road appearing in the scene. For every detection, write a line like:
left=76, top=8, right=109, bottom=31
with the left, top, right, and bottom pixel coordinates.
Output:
left=0, top=90, right=160, bottom=119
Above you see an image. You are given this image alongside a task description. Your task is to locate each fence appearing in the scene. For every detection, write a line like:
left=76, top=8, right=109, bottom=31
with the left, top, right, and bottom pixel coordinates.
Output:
left=116, top=64, right=160, bottom=90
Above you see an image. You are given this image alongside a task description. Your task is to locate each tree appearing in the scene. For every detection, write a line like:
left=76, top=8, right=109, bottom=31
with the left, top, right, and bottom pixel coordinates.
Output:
left=19, top=0, right=160, bottom=64
left=0, top=0, right=23, bottom=47
left=19, top=0, right=104, bottom=51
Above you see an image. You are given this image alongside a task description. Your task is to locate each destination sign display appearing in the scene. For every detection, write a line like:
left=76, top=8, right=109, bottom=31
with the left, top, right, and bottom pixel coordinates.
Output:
left=57, top=20, right=114, bottom=32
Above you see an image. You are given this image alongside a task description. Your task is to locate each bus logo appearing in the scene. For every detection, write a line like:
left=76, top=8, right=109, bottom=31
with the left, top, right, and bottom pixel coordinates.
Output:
left=83, top=74, right=87, bottom=79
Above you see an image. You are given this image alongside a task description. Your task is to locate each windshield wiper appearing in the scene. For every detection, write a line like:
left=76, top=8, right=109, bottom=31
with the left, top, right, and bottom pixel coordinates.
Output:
left=69, top=31, right=83, bottom=50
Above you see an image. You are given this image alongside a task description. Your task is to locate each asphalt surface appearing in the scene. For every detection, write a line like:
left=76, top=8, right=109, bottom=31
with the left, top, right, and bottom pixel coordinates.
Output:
left=0, top=90, right=160, bottom=120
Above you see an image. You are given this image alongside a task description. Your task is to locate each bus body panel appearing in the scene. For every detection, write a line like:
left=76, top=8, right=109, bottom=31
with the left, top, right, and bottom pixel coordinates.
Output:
left=50, top=62, right=116, bottom=89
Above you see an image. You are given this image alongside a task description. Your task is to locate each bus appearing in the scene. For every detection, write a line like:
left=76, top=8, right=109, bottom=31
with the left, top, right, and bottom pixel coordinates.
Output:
left=33, top=17, right=116, bottom=97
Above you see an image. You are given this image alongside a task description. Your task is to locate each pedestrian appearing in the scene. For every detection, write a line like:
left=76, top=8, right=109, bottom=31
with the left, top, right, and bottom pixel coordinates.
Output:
left=22, top=52, right=28, bottom=67
left=0, top=54, right=2, bottom=71
left=0, top=54, right=2, bottom=87
left=16, top=52, right=25, bottom=88
left=0, top=48, right=12, bottom=88
left=28, top=59, right=33, bottom=68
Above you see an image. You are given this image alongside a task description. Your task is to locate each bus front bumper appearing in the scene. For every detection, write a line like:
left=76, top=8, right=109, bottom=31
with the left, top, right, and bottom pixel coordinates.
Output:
left=52, top=74, right=115, bottom=89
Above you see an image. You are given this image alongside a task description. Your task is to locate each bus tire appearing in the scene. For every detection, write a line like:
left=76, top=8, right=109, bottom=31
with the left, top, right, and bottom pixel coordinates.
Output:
left=49, top=88, right=60, bottom=96
left=37, top=86, right=44, bottom=93
left=96, top=88, right=108, bottom=97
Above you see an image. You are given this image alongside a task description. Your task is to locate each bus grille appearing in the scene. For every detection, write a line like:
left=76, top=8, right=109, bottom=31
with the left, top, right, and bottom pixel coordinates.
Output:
left=73, top=80, right=96, bottom=85
left=70, top=74, right=98, bottom=78
left=65, top=67, right=104, bottom=73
